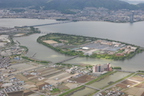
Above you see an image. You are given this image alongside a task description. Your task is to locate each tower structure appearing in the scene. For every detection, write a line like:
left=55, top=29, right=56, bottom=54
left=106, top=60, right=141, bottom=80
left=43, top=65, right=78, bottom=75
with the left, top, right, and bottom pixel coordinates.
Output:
left=93, top=63, right=112, bottom=73
left=130, top=11, right=134, bottom=23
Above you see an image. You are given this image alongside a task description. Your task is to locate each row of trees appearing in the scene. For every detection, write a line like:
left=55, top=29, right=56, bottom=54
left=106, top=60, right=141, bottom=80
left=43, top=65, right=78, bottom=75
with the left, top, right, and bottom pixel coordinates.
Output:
left=22, top=56, right=49, bottom=64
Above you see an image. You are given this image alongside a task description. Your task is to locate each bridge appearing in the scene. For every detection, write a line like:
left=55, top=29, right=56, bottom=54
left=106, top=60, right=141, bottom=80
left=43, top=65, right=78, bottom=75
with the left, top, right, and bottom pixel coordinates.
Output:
left=54, top=55, right=79, bottom=64
left=84, top=85, right=101, bottom=91
left=28, top=21, right=71, bottom=27
left=21, top=55, right=79, bottom=73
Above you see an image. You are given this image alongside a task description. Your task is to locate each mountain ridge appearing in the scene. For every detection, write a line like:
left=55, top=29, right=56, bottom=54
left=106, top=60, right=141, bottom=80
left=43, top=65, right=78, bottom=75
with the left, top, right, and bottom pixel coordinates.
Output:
left=0, top=0, right=143, bottom=10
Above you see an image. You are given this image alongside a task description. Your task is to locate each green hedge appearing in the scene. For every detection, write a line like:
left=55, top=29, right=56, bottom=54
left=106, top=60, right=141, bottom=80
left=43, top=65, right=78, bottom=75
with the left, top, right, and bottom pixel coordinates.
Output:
left=20, top=45, right=29, bottom=52
left=22, top=56, right=49, bottom=64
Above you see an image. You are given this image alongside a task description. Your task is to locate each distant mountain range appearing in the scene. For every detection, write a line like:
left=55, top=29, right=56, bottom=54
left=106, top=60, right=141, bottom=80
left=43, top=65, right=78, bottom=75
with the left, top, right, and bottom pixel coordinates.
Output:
left=44, top=0, right=137, bottom=10
left=0, top=0, right=143, bottom=10
left=0, top=0, right=47, bottom=8
left=121, top=0, right=144, bottom=4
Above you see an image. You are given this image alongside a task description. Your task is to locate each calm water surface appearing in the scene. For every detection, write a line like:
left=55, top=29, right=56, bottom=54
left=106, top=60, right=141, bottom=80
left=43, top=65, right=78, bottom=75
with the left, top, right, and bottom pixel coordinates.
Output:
left=1, top=19, right=144, bottom=71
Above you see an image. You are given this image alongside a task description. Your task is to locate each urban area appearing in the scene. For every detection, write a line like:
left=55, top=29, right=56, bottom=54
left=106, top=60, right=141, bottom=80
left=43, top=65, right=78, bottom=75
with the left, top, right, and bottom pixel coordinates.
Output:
left=0, top=0, right=144, bottom=96
left=0, top=7, right=144, bottom=22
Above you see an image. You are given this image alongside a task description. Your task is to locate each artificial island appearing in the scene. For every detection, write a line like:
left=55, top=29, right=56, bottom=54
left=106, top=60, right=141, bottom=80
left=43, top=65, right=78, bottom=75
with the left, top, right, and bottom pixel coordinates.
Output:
left=0, top=26, right=144, bottom=96
left=37, top=33, right=144, bottom=60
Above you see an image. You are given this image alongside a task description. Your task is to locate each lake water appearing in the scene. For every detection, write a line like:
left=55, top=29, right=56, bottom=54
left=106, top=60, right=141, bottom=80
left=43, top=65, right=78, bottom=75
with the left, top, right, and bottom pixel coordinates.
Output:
left=1, top=18, right=144, bottom=71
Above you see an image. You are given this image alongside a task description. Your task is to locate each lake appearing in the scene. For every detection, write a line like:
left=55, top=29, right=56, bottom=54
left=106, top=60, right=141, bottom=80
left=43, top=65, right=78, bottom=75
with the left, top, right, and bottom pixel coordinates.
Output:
left=1, top=18, right=144, bottom=71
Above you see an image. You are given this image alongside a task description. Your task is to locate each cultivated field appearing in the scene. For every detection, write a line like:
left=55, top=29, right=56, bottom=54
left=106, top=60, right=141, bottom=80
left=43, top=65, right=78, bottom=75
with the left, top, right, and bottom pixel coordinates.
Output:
left=69, top=75, right=95, bottom=83
left=115, top=74, right=144, bottom=96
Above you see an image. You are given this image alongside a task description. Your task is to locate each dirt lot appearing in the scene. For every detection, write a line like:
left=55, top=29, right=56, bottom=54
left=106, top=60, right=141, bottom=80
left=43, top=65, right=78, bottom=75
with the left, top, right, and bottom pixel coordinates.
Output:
left=10, top=63, right=42, bottom=74
left=45, top=72, right=77, bottom=86
left=116, top=83, right=127, bottom=88
left=129, top=75, right=144, bottom=82
left=43, top=40, right=58, bottom=44
left=16, top=74, right=28, bottom=81
left=116, top=79, right=139, bottom=89
left=36, top=82, right=49, bottom=90
left=49, top=72, right=70, bottom=80
left=135, top=83, right=144, bottom=88
left=141, top=92, right=144, bottom=96
left=70, top=75, right=95, bottom=83
left=65, top=83, right=78, bottom=89
left=121, top=79, right=136, bottom=86
left=8, top=91, right=23, bottom=96
left=58, top=84, right=69, bottom=91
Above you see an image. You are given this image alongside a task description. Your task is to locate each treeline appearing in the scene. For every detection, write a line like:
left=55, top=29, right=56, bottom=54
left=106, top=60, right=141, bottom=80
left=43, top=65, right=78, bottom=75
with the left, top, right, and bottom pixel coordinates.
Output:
left=19, top=46, right=28, bottom=53
left=23, top=26, right=40, bottom=36
left=112, top=67, right=122, bottom=69
left=22, top=56, right=50, bottom=64
left=37, top=35, right=84, bottom=56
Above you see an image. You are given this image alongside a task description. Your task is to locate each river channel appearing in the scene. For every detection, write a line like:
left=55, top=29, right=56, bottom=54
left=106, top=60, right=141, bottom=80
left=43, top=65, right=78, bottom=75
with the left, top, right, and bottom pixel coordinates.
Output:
left=1, top=18, right=144, bottom=71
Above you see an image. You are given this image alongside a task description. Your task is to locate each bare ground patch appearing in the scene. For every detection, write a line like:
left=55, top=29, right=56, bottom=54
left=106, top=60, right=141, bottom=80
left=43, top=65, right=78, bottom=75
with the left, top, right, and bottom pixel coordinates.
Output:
left=43, top=40, right=58, bottom=44
left=129, top=75, right=144, bottom=82
left=70, top=75, right=95, bottom=83
left=135, top=83, right=144, bottom=88
left=116, top=83, right=127, bottom=88
left=121, top=79, right=137, bottom=86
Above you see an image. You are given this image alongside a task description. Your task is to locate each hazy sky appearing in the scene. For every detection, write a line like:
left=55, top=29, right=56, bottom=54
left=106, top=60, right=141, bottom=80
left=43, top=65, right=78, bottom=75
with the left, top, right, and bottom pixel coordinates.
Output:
left=122, top=0, right=144, bottom=2
left=128, top=0, right=144, bottom=1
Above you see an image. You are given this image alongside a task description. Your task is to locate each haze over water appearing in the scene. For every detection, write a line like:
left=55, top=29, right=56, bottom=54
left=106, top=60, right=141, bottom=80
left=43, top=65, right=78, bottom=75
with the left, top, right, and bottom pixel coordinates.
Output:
left=1, top=18, right=144, bottom=71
